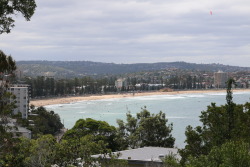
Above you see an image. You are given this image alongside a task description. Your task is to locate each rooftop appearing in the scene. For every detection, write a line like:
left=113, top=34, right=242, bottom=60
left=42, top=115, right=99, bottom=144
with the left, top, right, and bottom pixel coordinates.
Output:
left=93, top=147, right=179, bottom=162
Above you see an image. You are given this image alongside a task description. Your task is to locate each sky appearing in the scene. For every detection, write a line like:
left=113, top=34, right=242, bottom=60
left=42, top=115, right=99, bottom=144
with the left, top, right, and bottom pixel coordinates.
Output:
left=1, top=0, right=250, bottom=67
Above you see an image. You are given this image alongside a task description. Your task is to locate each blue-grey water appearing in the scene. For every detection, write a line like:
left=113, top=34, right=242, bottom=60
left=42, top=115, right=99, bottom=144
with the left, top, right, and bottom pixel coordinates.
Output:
left=45, top=91, right=250, bottom=148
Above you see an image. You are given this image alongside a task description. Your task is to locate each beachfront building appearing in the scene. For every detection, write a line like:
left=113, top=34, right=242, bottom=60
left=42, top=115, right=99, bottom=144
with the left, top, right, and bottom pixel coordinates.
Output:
left=214, top=71, right=228, bottom=88
left=7, top=85, right=30, bottom=119
left=115, top=78, right=128, bottom=91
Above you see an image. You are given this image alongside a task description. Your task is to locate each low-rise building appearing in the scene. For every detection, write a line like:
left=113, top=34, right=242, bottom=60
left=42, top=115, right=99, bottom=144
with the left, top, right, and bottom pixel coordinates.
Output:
left=1, top=119, right=32, bottom=139
left=92, top=147, right=179, bottom=167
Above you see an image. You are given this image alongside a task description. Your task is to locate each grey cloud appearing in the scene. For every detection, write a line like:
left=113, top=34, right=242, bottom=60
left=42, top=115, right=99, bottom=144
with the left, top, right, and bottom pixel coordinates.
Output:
left=0, top=0, right=250, bottom=67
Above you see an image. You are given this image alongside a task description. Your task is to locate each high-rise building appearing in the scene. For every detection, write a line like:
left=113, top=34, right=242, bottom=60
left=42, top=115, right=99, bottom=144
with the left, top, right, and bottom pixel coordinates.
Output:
left=115, top=78, right=128, bottom=90
left=7, top=86, right=29, bottom=119
left=214, top=71, right=228, bottom=88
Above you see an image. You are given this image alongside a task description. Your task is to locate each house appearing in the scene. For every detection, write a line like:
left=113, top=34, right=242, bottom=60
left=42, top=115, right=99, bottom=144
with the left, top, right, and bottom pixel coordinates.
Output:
left=1, top=119, right=32, bottom=139
left=10, top=125, right=32, bottom=139
left=92, top=147, right=180, bottom=167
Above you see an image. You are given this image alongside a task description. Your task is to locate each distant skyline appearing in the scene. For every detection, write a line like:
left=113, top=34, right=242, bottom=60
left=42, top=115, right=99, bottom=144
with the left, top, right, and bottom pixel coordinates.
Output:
left=1, top=0, right=250, bottom=67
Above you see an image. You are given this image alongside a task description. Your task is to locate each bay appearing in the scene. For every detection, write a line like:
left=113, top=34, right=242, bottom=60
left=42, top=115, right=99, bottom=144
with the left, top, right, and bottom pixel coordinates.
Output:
left=45, top=91, right=250, bottom=148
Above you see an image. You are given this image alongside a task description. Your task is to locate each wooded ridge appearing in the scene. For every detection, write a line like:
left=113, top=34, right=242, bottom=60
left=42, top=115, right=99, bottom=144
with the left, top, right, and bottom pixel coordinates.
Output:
left=17, top=61, right=250, bottom=78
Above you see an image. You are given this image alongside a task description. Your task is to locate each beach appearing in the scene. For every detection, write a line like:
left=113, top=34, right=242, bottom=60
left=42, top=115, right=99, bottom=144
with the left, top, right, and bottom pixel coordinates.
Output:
left=30, top=89, right=250, bottom=107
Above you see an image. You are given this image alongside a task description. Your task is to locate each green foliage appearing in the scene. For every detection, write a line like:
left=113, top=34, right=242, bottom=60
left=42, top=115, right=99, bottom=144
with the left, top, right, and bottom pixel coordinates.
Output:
left=0, top=51, right=17, bottom=163
left=0, top=0, right=36, bottom=34
left=0, top=51, right=16, bottom=114
left=0, top=137, right=29, bottom=167
left=56, top=135, right=110, bottom=166
left=0, top=92, right=16, bottom=123
left=117, top=107, right=175, bottom=149
left=24, top=135, right=58, bottom=167
left=0, top=135, right=58, bottom=167
left=23, top=76, right=118, bottom=98
left=63, top=118, right=120, bottom=151
left=180, top=79, right=250, bottom=165
left=0, top=51, right=17, bottom=122
left=187, top=141, right=250, bottom=167
left=97, top=152, right=128, bottom=167
left=28, top=106, right=63, bottom=137
left=0, top=50, right=16, bottom=73
left=0, top=134, right=126, bottom=167
left=163, top=153, right=181, bottom=167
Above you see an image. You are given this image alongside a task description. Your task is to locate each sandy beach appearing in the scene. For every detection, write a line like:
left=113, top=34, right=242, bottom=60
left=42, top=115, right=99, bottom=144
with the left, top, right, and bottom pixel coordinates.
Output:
left=30, top=89, right=250, bottom=107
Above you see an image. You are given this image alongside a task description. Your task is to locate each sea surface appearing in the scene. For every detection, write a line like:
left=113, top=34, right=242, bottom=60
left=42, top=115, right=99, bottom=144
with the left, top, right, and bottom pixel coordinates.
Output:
left=45, top=91, right=250, bottom=148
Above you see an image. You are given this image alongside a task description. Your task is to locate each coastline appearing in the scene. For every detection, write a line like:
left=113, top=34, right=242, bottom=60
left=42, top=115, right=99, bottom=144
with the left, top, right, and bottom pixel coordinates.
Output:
left=30, top=89, right=250, bottom=107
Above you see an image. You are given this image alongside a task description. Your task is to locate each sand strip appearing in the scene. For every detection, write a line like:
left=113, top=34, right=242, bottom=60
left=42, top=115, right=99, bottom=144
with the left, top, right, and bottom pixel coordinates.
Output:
left=30, top=89, right=250, bottom=107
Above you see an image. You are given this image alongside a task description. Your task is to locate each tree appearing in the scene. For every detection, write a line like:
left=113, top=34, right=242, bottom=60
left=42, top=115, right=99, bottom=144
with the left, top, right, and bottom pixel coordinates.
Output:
left=0, top=50, right=16, bottom=98
left=0, top=0, right=37, bottom=34
left=0, top=137, right=31, bottom=167
left=1, top=135, right=59, bottom=167
left=74, top=77, right=80, bottom=94
left=179, top=79, right=250, bottom=165
left=56, top=135, right=111, bottom=166
left=163, top=152, right=181, bottom=167
left=24, top=135, right=58, bottom=167
left=28, top=106, right=63, bottom=138
left=225, top=78, right=236, bottom=139
left=63, top=118, right=120, bottom=151
left=117, top=107, right=175, bottom=149
left=0, top=50, right=16, bottom=73
left=0, top=51, right=17, bottom=161
left=187, top=141, right=250, bottom=167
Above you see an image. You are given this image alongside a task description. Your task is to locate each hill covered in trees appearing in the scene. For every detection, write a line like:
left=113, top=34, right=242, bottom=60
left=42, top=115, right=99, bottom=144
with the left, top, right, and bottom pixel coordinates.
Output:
left=17, top=61, right=250, bottom=78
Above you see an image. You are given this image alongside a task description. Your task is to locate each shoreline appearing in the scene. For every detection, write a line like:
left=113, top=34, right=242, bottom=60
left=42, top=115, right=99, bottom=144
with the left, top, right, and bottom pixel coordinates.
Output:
left=30, top=89, right=250, bottom=107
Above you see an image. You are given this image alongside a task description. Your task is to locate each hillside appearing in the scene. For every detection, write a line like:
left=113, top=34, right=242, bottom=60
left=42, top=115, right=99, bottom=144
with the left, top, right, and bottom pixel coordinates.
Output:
left=16, top=61, right=250, bottom=78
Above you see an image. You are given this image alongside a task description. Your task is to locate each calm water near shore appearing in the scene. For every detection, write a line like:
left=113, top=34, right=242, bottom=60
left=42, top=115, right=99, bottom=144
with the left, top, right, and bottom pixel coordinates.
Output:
left=45, top=91, right=250, bottom=148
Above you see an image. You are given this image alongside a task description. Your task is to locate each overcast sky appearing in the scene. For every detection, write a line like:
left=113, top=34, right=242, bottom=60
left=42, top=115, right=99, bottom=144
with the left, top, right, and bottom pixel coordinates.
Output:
left=1, top=0, right=250, bottom=67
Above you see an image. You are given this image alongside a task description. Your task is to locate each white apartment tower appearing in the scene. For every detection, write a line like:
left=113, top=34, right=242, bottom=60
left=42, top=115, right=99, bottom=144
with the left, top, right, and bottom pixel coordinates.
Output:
left=8, top=86, right=29, bottom=119
left=214, top=71, right=228, bottom=88
left=115, top=78, right=128, bottom=90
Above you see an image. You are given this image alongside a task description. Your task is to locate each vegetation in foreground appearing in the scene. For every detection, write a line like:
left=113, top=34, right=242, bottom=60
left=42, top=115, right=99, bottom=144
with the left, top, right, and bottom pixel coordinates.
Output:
left=178, top=79, right=250, bottom=166
left=0, top=107, right=174, bottom=166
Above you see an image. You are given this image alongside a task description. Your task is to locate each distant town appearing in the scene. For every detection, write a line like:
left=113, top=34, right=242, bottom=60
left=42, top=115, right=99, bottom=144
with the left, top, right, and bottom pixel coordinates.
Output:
left=7, top=62, right=250, bottom=124
left=13, top=64, right=250, bottom=99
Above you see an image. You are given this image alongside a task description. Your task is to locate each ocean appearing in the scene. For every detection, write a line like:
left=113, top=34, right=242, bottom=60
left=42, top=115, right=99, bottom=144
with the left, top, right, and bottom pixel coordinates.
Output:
left=45, top=90, right=250, bottom=148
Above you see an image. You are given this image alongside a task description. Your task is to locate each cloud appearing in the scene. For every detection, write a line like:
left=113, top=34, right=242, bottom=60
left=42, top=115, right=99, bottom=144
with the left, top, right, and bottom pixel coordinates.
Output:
left=0, top=0, right=250, bottom=67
